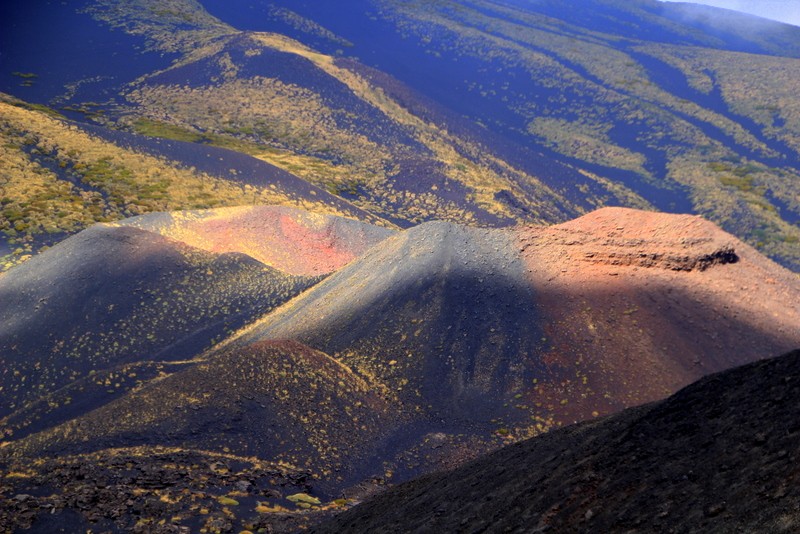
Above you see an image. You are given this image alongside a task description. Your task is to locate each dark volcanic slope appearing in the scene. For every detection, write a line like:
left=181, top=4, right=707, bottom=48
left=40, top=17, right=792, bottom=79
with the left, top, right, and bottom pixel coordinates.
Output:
left=0, top=340, right=403, bottom=533
left=314, top=348, right=800, bottom=534
left=235, top=208, right=800, bottom=437
left=0, top=224, right=316, bottom=422
left=239, top=220, right=544, bottom=421
left=119, top=205, right=396, bottom=276
left=6, top=340, right=400, bottom=498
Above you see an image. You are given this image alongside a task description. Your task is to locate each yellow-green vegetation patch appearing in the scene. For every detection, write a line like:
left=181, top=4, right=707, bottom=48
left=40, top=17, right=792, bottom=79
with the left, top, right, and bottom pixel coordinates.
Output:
left=528, top=117, right=650, bottom=177
left=131, top=117, right=264, bottom=155
left=80, top=0, right=236, bottom=54
left=255, top=502, right=290, bottom=513
left=126, top=75, right=391, bottom=180
left=707, top=161, right=762, bottom=193
left=1, top=94, right=65, bottom=119
left=287, top=493, right=321, bottom=507
left=131, top=117, right=206, bottom=143
left=12, top=72, right=40, bottom=89
left=147, top=128, right=366, bottom=198
left=668, top=154, right=800, bottom=266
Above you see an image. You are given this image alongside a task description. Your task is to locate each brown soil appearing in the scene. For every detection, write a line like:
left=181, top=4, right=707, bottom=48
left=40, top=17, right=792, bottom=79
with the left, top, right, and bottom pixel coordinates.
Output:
left=515, top=207, right=800, bottom=422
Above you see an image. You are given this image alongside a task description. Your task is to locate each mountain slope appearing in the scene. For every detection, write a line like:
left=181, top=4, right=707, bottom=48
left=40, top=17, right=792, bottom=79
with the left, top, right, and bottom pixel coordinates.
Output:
left=117, top=29, right=586, bottom=227
left=354, top=0, right=800, bottom=269
left=313, top=348, right=800, bottom=533
left=235, top=221, right=546, bottom=424
left=5, top=0, right=799, bottom=269
left=0, top=208, right=798, bottom=532
left=0, top=94, right=387, bottom=271
left=0, top=340, right=404, bottom=533
left=2, top=2, right=800, bottom=529
left=231, top=207, right=800, bottom=433
left=6, top=340, right=401, bottom=496
left=0, top=224, right=316, bottom=422
left=514, top=206, right=800, bottom=419
left=146, top=0, right=800, bottom=269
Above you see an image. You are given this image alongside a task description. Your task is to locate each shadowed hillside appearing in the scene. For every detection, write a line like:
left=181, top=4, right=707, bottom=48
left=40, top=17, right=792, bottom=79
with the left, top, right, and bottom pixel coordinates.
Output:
left=0, top=224, right=316, bottom=423
left=233, top=208, right=800, bottom=438
left=0, top=340, right=403, bottom=533
left=313, top=348, right=800, bottom=534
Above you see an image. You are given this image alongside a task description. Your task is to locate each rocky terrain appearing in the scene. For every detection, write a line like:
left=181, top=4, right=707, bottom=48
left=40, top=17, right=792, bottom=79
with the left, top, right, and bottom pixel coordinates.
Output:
left=0, top=224, right=316, bottom=421
left=2, top=1, right=800, bottom=532
left=0, top=447, right=321, bottom=534
left=0, top=205, right=396, bottom=441
left=314, top=348, right=800, bottom=533
left=1, top=206, right=797, bottom=532
left=236, top=207, right=800, bottom=429
left=513, top=207, right=800, bottom=420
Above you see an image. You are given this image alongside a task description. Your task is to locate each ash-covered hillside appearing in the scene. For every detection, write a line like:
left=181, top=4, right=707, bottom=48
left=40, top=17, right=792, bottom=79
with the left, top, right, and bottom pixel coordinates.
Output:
left=314, top=348, right=800, bottom=534
left=1, top=207, right=798, bottom=532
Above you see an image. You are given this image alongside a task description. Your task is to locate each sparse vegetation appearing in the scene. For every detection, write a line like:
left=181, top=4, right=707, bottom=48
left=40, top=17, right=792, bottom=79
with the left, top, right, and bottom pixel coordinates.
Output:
left=0, top=96, right=369, bottom=270
left=2, top=1, right=800, bottom=531
left=380, top=0, right=800, bottom=268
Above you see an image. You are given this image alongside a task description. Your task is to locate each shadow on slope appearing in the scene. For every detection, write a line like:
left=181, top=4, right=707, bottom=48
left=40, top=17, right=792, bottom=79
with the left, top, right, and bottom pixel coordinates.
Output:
left=0, top=1, right=178, bottom=106
left=1, top=211, right=798, bottom=531
left=236, top=221, right=546, bottom=424
left=314, top=348, right=800, bottom=533
left=234, top=212, right=800, bottom=434
left=0, top=225, right=317, bottom=421
left=6, top=340, right=400, bottom=499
